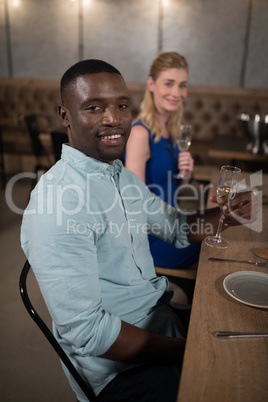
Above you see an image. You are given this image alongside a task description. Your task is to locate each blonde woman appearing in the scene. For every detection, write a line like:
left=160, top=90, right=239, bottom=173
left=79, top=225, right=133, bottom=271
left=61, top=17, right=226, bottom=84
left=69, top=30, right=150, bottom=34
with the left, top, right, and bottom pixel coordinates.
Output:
left=125, top=52, right=201, bottom=271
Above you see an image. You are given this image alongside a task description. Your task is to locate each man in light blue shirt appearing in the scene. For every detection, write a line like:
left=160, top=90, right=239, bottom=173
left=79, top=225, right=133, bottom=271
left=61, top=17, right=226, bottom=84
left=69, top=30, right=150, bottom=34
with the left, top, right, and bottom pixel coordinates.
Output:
left=21, top=59, right=257, bottom=402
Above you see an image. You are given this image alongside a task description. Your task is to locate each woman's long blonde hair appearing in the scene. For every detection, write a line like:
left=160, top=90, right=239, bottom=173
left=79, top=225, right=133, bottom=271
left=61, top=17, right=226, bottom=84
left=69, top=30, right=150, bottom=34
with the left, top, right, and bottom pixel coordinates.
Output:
left=138, top=51, right=189, bottom=144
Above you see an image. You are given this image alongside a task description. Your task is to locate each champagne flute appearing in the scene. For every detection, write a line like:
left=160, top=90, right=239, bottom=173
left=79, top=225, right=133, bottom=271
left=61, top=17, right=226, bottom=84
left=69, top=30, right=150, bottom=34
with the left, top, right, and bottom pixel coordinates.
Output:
left=173, top=125, right=192, bottom=179
left=205, top=165, right=241, bottom=249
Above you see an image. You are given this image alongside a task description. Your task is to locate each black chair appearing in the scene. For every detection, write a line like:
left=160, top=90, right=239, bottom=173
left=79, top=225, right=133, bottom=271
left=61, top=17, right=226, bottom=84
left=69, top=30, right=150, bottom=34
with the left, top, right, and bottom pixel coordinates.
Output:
left=50, top=130, right=68, bottom=162
left=23, top=114, right=52, bottom=172
left=19, top=260, right=98, bottom=402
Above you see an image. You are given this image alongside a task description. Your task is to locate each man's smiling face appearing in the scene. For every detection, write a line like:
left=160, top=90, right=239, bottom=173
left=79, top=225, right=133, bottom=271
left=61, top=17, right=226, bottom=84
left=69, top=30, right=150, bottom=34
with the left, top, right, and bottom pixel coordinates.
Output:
left=58, top=72, right=132, bottom=164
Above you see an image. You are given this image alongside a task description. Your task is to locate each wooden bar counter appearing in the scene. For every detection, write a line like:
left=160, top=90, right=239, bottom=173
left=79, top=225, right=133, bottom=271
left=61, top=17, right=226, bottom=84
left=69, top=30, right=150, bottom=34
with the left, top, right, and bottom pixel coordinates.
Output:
left=208, top=135, right=268, bottom=162
left=177, top=171, right=268, bottom=402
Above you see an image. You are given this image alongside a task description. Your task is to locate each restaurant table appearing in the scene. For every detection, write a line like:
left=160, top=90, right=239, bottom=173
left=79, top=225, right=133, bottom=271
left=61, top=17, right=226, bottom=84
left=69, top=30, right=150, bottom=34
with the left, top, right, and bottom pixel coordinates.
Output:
left=177, top=171, right=268, bottom=402
left=208, top=135, right=268, bottom=164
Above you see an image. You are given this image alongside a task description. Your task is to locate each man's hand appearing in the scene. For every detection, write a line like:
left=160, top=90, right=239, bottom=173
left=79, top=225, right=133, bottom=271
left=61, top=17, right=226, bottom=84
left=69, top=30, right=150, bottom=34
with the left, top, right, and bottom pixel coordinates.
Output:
left=209, top=191, right=260, bottom=227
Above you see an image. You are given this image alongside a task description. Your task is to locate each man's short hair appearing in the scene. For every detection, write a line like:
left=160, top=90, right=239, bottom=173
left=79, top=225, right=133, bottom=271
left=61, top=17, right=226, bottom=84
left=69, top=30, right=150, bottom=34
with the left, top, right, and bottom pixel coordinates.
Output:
left=60, top=59, right=122, bottom=103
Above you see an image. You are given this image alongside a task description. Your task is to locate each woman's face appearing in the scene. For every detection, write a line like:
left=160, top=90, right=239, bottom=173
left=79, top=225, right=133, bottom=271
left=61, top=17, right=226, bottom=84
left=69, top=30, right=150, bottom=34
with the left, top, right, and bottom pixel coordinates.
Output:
left=148, top=68, right=188, bottom=114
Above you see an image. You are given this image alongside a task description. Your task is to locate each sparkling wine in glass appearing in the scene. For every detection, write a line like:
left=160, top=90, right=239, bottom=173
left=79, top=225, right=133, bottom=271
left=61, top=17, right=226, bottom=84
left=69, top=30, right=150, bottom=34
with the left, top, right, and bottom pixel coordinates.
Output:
left=173, top=125, right=192, bottom=179
left=205, top=165, right=241, bottom=249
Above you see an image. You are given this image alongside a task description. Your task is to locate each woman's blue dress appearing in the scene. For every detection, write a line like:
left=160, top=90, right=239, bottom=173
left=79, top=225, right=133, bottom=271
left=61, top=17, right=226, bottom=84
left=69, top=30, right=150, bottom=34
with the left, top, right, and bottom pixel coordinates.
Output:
left=132, top=120, right=201, bottom=269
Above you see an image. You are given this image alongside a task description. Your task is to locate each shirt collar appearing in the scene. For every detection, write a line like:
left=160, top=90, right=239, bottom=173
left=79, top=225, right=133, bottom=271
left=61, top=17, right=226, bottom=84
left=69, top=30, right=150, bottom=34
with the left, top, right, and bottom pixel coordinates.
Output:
left=61, top=144, right=123, bottom=175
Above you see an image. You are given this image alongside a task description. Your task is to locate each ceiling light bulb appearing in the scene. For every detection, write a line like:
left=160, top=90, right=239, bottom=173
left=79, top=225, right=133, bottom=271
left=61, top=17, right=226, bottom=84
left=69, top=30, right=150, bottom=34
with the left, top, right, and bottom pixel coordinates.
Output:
left=12, top=0, right=21, bottom=6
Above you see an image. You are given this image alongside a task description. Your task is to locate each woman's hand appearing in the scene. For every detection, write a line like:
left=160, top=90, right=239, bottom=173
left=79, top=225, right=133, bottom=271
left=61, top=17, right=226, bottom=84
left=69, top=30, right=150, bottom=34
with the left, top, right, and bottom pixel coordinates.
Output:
left=178, top=152, right=194, bottom=181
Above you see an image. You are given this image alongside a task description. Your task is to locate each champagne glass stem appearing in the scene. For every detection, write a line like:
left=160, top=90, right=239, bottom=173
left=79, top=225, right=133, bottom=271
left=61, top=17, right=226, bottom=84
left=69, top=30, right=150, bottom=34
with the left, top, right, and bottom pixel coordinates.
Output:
left=174, top=171, right=184, bottom=180
left=205, top=209, right=229, bottom=249
left=214, top=218, right=224, bottom=243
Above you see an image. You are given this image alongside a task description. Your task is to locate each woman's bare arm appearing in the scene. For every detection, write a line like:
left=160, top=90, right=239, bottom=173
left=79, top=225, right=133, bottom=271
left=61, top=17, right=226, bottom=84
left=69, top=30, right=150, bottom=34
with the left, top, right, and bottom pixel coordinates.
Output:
left=125, top=125, right=150, bottom=182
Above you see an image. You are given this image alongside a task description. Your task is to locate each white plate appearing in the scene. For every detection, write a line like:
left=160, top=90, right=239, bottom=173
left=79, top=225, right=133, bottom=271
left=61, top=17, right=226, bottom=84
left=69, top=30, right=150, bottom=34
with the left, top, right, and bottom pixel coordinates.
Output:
left=223, top=271, right=268, bottom=308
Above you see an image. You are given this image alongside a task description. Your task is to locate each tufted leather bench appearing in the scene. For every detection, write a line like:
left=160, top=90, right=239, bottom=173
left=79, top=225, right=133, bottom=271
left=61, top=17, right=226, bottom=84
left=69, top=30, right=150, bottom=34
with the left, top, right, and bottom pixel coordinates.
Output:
left=1, top=78, right=268, bottom=161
